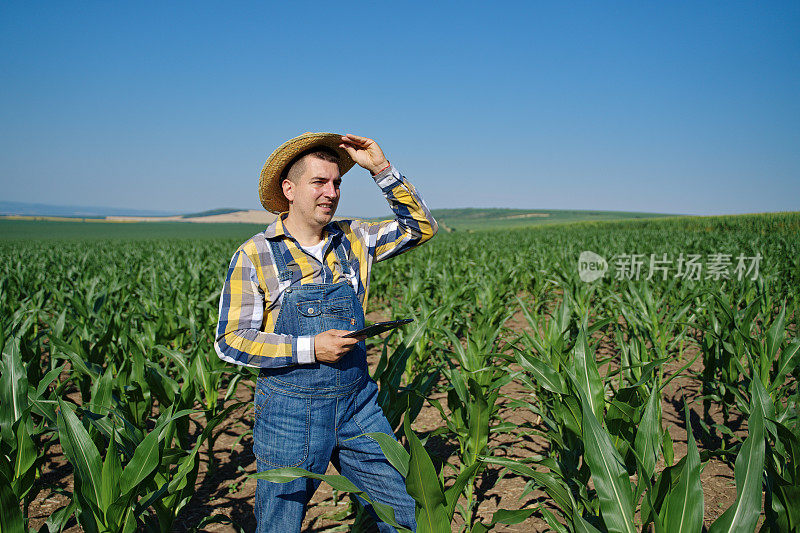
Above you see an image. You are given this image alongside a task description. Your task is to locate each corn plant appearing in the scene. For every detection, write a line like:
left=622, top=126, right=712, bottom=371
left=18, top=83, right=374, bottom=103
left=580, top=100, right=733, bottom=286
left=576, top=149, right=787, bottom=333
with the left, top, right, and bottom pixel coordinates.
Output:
left=722, top=310, right=800, bottom=532
left=509, top=303, right=705, bottom=531
left=1, top=337, right=64, bottom=530
left=56, top=395, right=243, bottom=532
left=56, top=397, right=175, bottom=532
left=372, top=321, right=439, bottom=434
left=612, top=281, right=694, bottom=361
left=429, top=309, right=515, bottom=528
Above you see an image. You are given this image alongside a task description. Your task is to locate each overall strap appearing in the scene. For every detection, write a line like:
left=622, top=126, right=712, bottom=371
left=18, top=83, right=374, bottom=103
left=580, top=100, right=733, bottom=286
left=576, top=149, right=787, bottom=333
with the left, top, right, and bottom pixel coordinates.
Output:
left=332, top=235, right=352, bottom=277
left=268, top=239, right=293, bottom=282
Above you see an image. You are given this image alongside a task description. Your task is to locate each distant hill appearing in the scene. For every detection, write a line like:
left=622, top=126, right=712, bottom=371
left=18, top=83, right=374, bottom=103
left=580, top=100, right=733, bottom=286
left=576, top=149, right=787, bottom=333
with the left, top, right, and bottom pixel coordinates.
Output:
left=0, top=201, right=180, bottom=218
left=181, top=208, right=241, bottom=219
left=429, top=208, right=677, bottom=231
left=1, top=202, right=676, bottom=230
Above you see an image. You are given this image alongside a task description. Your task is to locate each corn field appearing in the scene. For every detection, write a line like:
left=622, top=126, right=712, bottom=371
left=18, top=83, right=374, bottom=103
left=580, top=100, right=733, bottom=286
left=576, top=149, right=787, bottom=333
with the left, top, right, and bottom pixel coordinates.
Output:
left=1, top=212, right=799, bottom=532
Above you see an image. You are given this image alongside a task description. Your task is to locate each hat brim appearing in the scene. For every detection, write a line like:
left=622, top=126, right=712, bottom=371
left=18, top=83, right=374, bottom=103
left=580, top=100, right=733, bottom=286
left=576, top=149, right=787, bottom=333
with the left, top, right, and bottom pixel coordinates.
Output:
left=259, top=132, right=356, bottom=214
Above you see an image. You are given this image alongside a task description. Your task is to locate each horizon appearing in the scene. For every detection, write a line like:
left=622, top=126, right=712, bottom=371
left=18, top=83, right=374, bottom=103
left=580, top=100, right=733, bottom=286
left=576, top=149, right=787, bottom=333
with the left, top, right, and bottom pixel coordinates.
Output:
left=1, top=2, right=798, bottom=217
left=7, top=198, right=800, bottom=222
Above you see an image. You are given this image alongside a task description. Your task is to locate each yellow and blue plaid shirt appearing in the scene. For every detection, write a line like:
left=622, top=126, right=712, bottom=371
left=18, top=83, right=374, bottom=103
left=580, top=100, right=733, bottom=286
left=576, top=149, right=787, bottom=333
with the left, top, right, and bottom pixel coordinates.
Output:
left=214, top=165, right=438, bottom=368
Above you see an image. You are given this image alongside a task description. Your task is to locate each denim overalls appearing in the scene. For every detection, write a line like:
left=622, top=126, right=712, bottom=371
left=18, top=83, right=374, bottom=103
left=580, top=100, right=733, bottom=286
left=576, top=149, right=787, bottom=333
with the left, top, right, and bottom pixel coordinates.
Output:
left=253, top=234, right=417, bottom=532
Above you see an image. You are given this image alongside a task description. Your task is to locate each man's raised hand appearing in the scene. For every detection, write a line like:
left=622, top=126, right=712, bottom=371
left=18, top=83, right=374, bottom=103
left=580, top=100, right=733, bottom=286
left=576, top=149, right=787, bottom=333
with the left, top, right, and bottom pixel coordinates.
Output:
left=339, top=134, right=389, bottom=175
left=314, top=329, right=365, bottom=363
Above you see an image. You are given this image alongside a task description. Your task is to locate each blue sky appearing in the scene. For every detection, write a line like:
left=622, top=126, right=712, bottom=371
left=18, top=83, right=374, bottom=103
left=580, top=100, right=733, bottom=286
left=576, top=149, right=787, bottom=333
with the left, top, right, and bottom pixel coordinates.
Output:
left=1, top=2, right=798, bottom=217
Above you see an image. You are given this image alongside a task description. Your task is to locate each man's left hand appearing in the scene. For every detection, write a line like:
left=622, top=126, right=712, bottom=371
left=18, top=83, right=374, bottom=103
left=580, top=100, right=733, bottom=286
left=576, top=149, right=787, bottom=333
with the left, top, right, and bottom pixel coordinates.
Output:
left=339, top=134, right=389, bottom=175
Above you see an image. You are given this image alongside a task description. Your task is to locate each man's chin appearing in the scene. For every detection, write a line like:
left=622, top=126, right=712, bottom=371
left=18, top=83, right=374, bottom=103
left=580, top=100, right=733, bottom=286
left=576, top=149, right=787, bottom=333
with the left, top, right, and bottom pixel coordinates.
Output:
left=315, top=212, right=335, bottom=225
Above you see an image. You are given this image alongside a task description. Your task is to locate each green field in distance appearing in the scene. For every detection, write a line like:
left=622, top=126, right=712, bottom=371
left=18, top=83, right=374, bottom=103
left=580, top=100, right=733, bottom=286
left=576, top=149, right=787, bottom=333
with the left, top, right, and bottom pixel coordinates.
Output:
left=1, top=209, right=797, bottom=241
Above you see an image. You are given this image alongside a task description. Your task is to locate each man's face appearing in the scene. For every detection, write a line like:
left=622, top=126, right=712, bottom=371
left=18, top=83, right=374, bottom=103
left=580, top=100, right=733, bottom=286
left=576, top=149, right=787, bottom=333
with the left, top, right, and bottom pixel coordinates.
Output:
left=282, top=156, right=341, bottom=228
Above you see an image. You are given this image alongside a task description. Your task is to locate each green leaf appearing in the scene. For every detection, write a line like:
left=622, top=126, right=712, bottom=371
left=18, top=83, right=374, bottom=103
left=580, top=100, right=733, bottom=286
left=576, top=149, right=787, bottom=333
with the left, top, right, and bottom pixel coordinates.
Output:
left=634, top=382, right=662, bottom=479
left=0, top=341, right=28, bottom=442
left=659, top=401, right=703, bottom=533
left=35, top=363, right=66, bottom=399
left=0, top=473, right=23, bottom=533
left=403, top=415, right=449, bottom=533
left=89, top=368, right=113, bottom=416
left=708, top=375, right=766, bottom=533
left=119, top=419, right=161, bottom=497
left=574, top=514, right=604, bottom=533
left=514, top=350, right=566, bottom=394
left=445, top=461, right=482, bottom=520
left=470, top=522, right=488, bottom=533
left=51, top=337, right=100, bottom=379
left=572, top=328, right=604, bottom=421
left=165, top=401, right=242, bottom=494
left=12, top=415, right=36, bottom=485
left=154, top=345, right=191, bottom=375
left=539, top=506, right=570, bottom=533
left=358, top=432, right=409, bottom=477
left=45, top=500, right=77, bottom=533
left=764, top=304, right=785, bottom=365
left=191, top=513, right=248, bottom=532
left=483, top=456, right=574, bottom=518
left=662, top=426, right=674, bottom=467
left=57, top=398, right=103, bottom=511
left=254, top=467, right=408, bottom=531
left=774, top=485, right=800, bottom=532
left=100, top=425, right=122, bottom=516
left=579, top=390, right=635, bottom=533
left=770, top=340, right=800, bottom=393
left=465, top=378, right=490, bottom=468
left=485, top=507, right=536, bottom=526
left=622, top=357, right=671, bottom=389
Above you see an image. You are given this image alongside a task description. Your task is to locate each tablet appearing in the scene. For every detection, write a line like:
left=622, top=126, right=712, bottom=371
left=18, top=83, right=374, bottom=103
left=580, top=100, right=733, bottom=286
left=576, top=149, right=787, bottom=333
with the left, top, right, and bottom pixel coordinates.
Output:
left=342, top=318, right=414, bottom=338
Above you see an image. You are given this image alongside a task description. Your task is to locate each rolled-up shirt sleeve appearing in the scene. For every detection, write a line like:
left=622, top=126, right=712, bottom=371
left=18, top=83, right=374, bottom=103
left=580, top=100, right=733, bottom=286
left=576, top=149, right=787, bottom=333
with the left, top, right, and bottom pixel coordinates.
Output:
left=355, top=165, right=438, bottom=262
left=214, top=248, right=315, bottom=368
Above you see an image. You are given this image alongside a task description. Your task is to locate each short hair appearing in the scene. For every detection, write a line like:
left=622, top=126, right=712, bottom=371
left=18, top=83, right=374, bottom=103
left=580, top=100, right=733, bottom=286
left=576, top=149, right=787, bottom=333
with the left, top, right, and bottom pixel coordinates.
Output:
left=281, top=147, right=340, bottom=185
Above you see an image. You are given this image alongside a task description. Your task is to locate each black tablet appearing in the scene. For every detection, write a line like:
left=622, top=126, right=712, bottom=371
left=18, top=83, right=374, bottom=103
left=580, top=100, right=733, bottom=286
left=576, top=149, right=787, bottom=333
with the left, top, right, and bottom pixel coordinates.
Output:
left=342, top=318, right=414, bottom=338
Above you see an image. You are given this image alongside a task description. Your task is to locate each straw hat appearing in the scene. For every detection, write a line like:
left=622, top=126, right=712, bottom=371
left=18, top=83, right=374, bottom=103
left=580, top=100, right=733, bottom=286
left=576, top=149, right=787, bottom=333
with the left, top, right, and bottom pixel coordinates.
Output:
left=259, top=132, right=356, bottom=213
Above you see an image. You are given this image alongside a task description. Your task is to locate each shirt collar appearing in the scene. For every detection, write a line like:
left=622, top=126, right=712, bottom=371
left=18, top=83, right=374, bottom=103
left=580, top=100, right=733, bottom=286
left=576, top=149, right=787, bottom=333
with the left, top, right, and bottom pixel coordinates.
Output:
left=263, top=212, right=289, bottom=239
left=264, top=212, right=343, bottom=242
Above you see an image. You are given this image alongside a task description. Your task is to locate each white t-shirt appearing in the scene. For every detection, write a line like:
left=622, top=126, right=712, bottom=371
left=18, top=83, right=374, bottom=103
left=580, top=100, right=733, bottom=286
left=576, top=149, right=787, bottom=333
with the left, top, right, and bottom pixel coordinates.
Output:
left=300, top=240, right=325, bottom=264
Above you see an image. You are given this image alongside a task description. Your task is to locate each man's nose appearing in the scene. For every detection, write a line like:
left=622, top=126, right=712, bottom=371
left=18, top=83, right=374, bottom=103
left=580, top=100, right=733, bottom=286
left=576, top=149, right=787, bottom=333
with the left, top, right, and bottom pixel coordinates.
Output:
left=322, top=182, right=337, bottom=198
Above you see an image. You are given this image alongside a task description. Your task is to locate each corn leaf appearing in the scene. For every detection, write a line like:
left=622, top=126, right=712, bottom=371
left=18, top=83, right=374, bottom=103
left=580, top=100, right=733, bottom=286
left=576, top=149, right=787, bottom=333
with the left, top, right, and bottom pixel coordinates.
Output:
left=404, top=415, right=449, bottom=533
left=445, top=461, right=482, bottom=520
left=484, top=456, right=575, bottom=517
left=514, top=350, right=566, bottom=394
left=99, top=426, right=122, bottom=516
left=708, top=376, right=766, bottom=533
left=57, top=398, right=103, bottom=512
left=119, top=418, right=161, bottom=497
left=659, top=401, right=703, bottom=533
left=359, top=432, right=410, bottom=477
left=579, top=391, right=635, bottom=533
left=0, top=473, right=24, bottom=532
left=0, top=341, right=28, bottom=443
left=572, top=328, right=604, bottom=421
left=254, top=467, right=408, bottom=532
left=634, top=382, right=662, bottom=479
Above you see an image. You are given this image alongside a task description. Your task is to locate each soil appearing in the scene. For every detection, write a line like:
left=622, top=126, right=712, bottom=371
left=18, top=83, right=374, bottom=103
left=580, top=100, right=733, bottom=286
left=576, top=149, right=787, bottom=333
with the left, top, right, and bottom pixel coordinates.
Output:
left=25, top=309, right=746, bottom=533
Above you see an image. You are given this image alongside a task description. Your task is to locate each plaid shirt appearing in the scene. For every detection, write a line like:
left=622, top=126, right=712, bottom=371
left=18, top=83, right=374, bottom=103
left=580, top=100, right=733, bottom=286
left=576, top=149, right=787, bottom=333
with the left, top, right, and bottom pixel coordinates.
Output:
left=214, top=165, right=438, bottom=368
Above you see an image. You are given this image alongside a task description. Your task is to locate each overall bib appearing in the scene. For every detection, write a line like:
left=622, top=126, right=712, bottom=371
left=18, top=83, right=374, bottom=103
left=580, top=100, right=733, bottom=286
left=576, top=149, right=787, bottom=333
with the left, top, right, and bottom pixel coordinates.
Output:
left=253, top=236, right=417, bottom=532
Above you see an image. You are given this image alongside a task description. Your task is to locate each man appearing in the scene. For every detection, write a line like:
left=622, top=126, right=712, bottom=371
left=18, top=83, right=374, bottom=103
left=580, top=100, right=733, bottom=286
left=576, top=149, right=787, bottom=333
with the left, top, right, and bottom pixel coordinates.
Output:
left=214, top=132, right=437, bottom=532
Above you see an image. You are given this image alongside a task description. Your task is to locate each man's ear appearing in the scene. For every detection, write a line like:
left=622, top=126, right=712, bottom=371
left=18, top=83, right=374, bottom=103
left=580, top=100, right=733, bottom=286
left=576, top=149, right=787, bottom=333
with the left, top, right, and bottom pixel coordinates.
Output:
left=281, top=178, right=294, bottom=203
